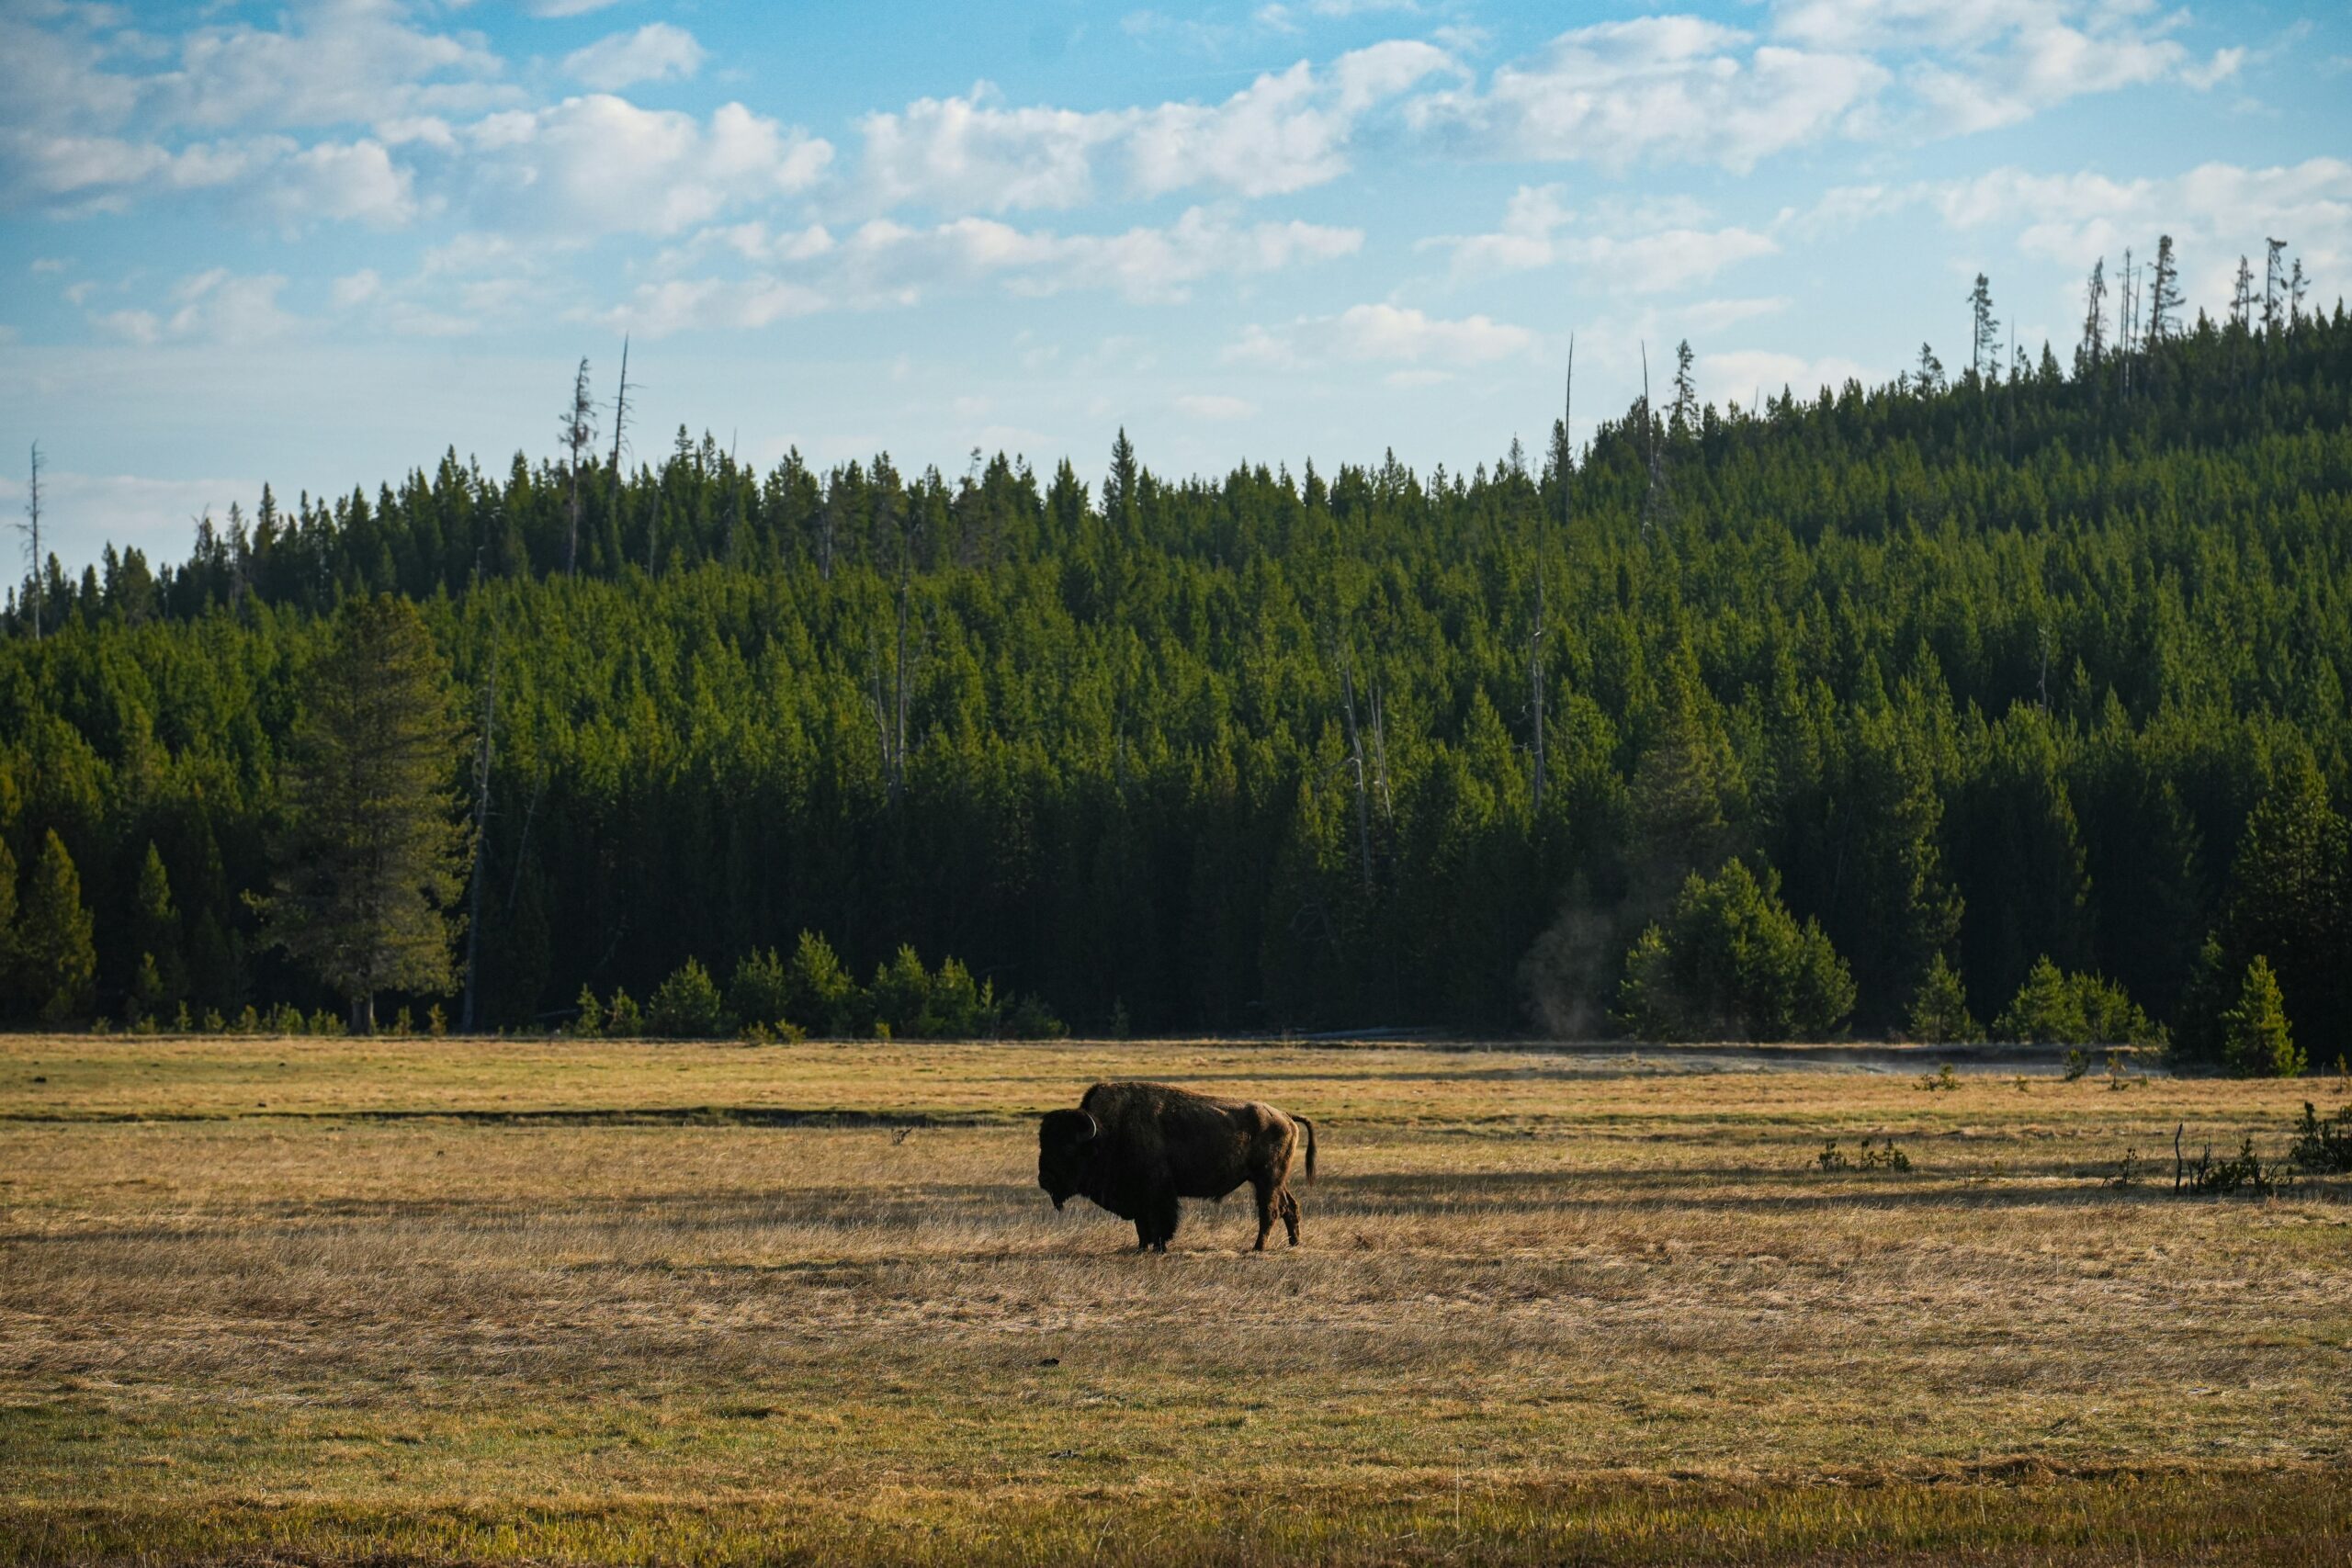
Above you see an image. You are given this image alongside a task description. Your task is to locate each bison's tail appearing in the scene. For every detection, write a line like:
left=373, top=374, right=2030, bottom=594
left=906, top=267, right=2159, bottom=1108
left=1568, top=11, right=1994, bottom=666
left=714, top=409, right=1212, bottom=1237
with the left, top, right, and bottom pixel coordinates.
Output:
left=1295, top=1113, right=1317, bottom=1183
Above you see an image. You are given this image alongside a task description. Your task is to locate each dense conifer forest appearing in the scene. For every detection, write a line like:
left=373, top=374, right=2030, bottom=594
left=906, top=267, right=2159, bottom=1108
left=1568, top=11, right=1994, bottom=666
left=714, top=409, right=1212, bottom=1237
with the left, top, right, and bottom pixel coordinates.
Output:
left=5, top=306, right=2349, bottom=1061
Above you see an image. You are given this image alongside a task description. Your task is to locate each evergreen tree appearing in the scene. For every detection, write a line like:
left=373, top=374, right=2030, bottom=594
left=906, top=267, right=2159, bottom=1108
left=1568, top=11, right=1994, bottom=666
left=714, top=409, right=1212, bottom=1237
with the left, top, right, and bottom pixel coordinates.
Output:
left=785, top=931, right=861, bottom=1036
left=21, top=830, right=97, bottom=1024
left=1616, top=859, right=1855, bottom=1042
left=2220, top=954, right=2301, bottom=1078
left=2186, top=756, right=2350, bottom=1064
left=127, top=841, right=184, bottom=1019
left=256, top=595, right=469, bottom=1032
left=2145, top=235, right=2181, bottom=345
left=648, top=957, right=729, bottom=1038
left=1907, top=953, right=1983, bottom=1043
left=0, top=837, right=17, bottom=1011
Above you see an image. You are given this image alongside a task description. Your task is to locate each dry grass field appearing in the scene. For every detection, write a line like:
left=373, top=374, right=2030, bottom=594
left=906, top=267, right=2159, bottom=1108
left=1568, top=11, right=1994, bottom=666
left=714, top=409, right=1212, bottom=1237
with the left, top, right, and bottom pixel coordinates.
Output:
left=3, top=1034, right=2348, bottom=1564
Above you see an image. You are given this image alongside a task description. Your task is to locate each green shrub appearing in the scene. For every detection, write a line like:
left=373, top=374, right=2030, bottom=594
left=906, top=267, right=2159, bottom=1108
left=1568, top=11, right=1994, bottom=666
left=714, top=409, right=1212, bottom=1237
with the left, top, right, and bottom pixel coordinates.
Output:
left=2220, top=955, right=2303, bottom=1077
left=926, top=956, right=991, bottom=1038
left=605, top=987, right=644, bottom=1037
left=1905, top=953, right=1983, bottom=1044
left=648, top=958, right=730, bottom=1038
left=872, top=945, right=933, bottom=1038
left=1005, top=993, right=1068, bottom=1040
left=727, top=948, right=792, bottom=1034
left=569, top=985, right=602, bottom=1038
left=1615, top=858, right=1855, bottom=1041
left=784, top=931, right=863, bottom=1036
left=2288, top=1101, right=2352, bottom=1173
left=1991, top=956, right=2164, bottom=1045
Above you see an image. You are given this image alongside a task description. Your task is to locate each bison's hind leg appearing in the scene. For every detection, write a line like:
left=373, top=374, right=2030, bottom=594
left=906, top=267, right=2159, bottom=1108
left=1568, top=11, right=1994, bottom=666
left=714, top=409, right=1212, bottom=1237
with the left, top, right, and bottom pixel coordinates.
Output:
left=1250, top=1178, right=1276, bottom=1251
left=1279, top=1188, right=1302, bottom=1246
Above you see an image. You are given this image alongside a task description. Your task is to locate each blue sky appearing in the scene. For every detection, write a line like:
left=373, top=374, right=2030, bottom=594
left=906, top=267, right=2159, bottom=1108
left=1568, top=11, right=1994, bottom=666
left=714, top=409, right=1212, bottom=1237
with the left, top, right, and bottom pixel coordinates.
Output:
left=4, top=0, right=2347, bottom=570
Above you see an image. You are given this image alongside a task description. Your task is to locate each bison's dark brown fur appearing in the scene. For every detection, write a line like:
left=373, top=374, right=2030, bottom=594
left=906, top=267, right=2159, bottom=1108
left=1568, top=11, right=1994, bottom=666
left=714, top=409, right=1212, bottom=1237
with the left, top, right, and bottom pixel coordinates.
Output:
left=1037, top=1080, right=1317, bottom=1252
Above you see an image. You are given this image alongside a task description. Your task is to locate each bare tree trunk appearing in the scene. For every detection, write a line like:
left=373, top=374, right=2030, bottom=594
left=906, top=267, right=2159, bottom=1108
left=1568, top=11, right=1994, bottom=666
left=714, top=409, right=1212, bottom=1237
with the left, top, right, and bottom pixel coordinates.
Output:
left=606, top=337, right=632, bottom=568
left=18, top=442, right=40, bottom=640
left=565, top=358, right=594, bottom=575
left=1368, top=677, right=1393, bottom=823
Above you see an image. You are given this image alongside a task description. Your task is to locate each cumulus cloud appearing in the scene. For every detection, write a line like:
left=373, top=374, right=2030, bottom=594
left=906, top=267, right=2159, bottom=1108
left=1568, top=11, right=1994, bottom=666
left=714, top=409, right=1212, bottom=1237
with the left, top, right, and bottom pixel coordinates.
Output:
left=610, top=207, right=1362, bottom=333
left=1928, top=158, right=2352, bottom=310
left=1408, top=17, right=1883, bottom=173
left=1770, top=0, right=2222, bottom=135
left=563, top=24, right=706, bottom=92
left=465, top=96, right=832, bottom=236
left=1434, top=185, right=1779, bottom=290
left=856, top=42, right=1457, bottom=214
left=95, top=268, right=298, bottom=346
left=1227, top=303, right=1533, bottom=368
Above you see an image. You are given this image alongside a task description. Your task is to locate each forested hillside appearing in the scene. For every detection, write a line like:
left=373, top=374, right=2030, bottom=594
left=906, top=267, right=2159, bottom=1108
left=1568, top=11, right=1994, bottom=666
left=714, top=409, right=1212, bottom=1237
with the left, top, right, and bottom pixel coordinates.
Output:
left=6, top=309, right=2350, bottom=1055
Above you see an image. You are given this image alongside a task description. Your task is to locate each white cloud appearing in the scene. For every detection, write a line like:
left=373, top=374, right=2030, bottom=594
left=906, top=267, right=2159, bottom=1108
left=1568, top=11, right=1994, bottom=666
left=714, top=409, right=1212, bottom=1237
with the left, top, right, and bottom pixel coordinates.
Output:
left=465, top=96, right=831, bottom=236
left=1174, top=393, right=1260, bottom=420
left=856, top=43, right=1456, bottom=214
left=267, top=138, right=417, bottom=227
left=563, top=23, right=705, bottom=92
left=332, top=268, right=382, bottom=307
left=619, top=207, right=1361, bottom=332
left=1408, top=17, right=1883, bottom=173
left=523, top=0, right=629, bottom=15
left=1770, top=0, right=2213, bottom=136
left=154, top=1, right=519, bottom=133
left=1227, top=303, right=1532, bottom=368
left=94, top=268, right=298, bottom=347
left=1436, top=185, right=1780, bottom=291
left=1929, top=158, right=2352, bottom=302
left=598, top=276, right=831, bottom=336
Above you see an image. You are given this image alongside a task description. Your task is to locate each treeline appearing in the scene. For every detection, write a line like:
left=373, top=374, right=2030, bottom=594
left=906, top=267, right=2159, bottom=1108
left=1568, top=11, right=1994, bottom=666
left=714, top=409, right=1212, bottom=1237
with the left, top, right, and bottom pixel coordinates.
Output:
left=3, top=300, right=2349, bottom=1062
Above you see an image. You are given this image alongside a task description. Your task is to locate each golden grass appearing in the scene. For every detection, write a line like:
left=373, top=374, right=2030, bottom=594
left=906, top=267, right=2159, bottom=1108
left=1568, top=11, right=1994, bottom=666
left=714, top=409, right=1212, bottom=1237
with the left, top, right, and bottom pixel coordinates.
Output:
left=2, top=1035, right=2347, bottom=1564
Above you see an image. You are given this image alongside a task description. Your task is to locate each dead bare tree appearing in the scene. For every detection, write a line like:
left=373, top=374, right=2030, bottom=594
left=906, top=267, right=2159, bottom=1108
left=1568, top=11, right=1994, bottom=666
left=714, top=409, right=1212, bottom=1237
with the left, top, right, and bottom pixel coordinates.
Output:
left=1640, top=341, right=1668, bottom=533
left=16, top=442, right=40, bottom=640
left=1338, top=648, right=1374, bottom=892
left=605, top=336, right=634, bottom=567
left=562, top=358, right=595, bottom=575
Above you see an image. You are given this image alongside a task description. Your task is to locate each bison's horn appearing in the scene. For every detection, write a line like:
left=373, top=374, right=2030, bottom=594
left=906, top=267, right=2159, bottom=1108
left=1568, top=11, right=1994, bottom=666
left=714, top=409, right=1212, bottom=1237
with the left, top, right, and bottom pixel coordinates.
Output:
left=1077, top=1111, right=1101, bottom=1143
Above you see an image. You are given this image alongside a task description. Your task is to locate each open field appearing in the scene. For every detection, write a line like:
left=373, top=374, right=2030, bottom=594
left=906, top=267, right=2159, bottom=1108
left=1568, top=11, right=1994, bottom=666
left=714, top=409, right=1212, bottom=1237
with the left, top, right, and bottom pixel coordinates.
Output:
left=3, top=1035, right=2349, bottom=1564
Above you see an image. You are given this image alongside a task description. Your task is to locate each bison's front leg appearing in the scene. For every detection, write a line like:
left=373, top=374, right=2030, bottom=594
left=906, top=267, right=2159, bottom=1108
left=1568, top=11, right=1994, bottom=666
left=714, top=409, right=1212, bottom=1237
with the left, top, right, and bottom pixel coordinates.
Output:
left=1148, top=1188, right=1180, bottom=1252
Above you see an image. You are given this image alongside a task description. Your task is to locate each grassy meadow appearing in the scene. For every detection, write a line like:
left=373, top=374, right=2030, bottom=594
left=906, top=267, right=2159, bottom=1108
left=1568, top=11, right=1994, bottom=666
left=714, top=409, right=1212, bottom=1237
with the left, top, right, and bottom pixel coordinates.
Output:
left=2, top=1034, right=2348, bottom=1564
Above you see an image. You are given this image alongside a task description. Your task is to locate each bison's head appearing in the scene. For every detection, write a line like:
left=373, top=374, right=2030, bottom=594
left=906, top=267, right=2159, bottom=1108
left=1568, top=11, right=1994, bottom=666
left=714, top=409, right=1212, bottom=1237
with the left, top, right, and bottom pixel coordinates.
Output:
left=1036, top=1108, right=1100, bottom=1209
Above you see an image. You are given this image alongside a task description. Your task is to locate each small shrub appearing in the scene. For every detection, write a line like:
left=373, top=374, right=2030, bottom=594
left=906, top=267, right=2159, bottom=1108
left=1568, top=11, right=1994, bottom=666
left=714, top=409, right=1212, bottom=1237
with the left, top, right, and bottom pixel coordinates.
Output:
left=173, top=1002, right=193, bottom=1034
left=2178, top=1135, right=2280, bottom=1198
left=390, top=1007, right=413, bottom=1036
left=1818, top=1137, right=1912, bottom=1172
left=569, top=985, right=602, bottom=1038
left=605, top=987, right=644, bottom=1037
left=648, top=958, right=730, bottom=1039
left=1917, top=1062, right=1960, bottom=1092
left=2288, top=1101, right=2352, bottom=1174
left=427, top=1003, right=447, bottom=1038
left=2109, top=1148, right=2144, bottom=1188
left=2063, top=1048, right=2089, bottom=1082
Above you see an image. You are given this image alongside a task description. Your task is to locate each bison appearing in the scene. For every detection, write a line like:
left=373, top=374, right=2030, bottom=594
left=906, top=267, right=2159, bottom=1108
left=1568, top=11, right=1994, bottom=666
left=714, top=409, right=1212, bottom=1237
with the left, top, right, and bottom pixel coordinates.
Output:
left=1037, top=1080, right=1317, bottom=1252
